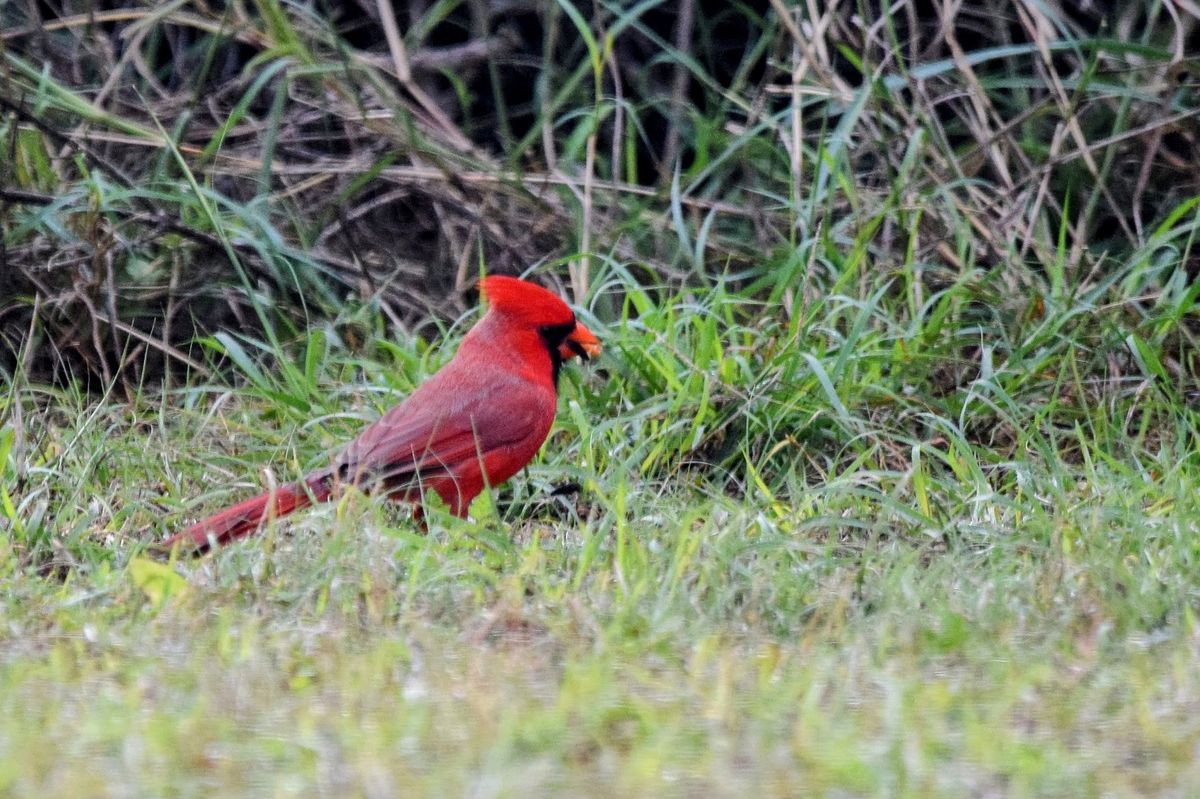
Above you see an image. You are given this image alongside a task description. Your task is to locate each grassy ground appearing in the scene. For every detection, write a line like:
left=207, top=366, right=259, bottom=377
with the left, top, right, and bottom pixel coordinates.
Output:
left=4, top=272, right=1200, bottom=795
left=4, top=1, right=1200, bottom=796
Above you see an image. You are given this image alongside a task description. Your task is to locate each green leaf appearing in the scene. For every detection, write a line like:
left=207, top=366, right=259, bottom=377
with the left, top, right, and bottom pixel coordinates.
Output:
left=1126, top=334, right=1167, bottom=381
left=129, top=557, right=189, bottom=604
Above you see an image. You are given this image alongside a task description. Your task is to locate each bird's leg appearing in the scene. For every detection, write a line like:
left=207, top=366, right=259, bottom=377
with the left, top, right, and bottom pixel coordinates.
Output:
left=411, top=503, right=429, bottom=533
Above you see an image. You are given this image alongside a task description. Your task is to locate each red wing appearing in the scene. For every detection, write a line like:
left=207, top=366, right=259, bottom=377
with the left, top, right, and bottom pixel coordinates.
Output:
left=332, top=395, right=542, bottom=492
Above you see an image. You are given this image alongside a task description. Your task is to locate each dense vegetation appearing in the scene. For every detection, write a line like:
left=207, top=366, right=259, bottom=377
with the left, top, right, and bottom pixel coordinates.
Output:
left=2, top=1, right=1200, bottom=794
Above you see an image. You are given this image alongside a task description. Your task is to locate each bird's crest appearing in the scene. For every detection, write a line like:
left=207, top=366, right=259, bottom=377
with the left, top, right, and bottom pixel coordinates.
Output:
left=479, top=275, right=576, bottom=328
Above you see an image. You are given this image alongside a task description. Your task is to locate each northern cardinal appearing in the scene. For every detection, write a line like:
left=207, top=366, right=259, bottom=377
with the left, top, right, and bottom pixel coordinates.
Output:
left=159, top=275, right=601, bottom=554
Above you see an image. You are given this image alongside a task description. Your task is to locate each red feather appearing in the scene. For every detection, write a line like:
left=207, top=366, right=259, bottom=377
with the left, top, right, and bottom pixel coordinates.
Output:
left=159, top=276, right=600, bottom=554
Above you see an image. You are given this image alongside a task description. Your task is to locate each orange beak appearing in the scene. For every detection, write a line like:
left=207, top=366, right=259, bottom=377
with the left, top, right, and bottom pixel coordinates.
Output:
left=558, top=321, right=601, bottom=362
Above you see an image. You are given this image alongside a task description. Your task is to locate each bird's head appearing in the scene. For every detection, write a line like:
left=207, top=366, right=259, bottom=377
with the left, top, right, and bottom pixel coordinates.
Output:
left=479, top=275, right=602, bottom=371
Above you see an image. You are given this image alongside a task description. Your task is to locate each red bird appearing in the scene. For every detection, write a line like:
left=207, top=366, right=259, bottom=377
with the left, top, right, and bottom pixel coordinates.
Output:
left=159, top=275, right=601, bottom=553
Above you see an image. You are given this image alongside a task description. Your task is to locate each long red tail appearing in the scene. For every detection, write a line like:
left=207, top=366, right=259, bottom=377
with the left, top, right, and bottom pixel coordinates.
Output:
left=158, top=473, right=333, bottom=554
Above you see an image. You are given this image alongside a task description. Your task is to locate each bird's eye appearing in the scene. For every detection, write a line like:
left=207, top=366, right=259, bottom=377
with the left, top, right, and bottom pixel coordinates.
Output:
left=539, top=320, right=576, bottom=348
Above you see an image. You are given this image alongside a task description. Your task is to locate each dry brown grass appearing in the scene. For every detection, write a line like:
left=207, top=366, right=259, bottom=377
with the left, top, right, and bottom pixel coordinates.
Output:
left=1, top=1, right=1197, bottom=388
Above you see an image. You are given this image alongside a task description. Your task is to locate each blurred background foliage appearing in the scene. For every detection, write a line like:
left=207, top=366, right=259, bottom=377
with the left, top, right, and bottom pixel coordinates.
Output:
left=0, top=0, right=1198, bottom=393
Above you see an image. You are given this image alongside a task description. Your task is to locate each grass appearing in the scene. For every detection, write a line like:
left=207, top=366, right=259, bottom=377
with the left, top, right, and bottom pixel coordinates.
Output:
left=4, top=267, right=1200, bottom=795
left=4, top=0, right=1200, bottom=795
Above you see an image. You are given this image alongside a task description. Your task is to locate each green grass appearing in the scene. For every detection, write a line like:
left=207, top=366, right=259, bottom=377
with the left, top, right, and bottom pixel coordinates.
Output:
left=4, top=267, right=1200, bottom=795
